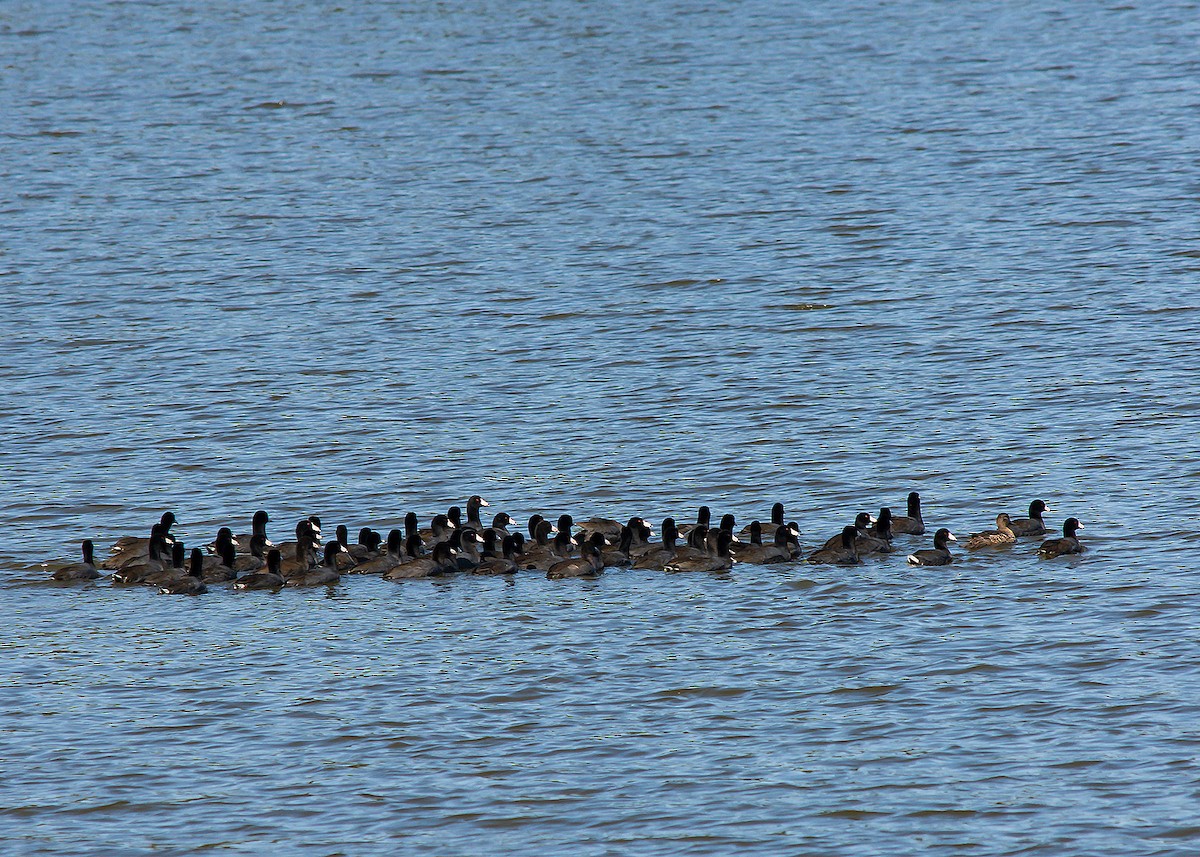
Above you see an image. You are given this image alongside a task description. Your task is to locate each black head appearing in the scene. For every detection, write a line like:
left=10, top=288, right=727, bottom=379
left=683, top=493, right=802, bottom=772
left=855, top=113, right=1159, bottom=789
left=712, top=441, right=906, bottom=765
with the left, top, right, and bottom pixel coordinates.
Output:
left=933, top=528, right=955, bottom=549
left=356, top=526, right=372, bottom=545
left=323, top=540, right=344, bottom=565
left=854, top=512, right=872, bottom=530
left=386, top=529, right=403, bottom=553
left=534, top=519, right=554, bottom=544
left=405, top=533, right=423, bottom=557
left=220, top=540, right=236, bottom=568
left=556, top=514, right=574, bottom=534
left=81, top=540, right=95, bottom=562
left=527, top=514, right=544, bottom=538
left=171, top=541, right=186, bottom=568
left=719, top=513, right=736, bottom=533
left=841, top=525, right=858, bottom=548
left=1030, top=499, right=1050, bottom=517
left=160, top=511, right=177, bottom=530
left=216, top=527, right=234, bottom=544
left=467, top=495, right=489, bottom=512
left=661, top=518, right=677, bottom=541
left=253, top=510, right=270, bottom=526
left=697, top=506, right=711, bottom=525
left=715, top=530, right=734, bottom=556
left=190, top=547, right=205, bottom=576
left=1063, top=517, right=1082, bottom=536
left=748, top=520, right=763, bottom=544
left=404, top=511, right=419, bottom=535
left=492, top=512, right=513, bottom=529
left=907, top=492, right=921, bottom=515
left=267, top=549, right=282, bottom=574
left=447, top=506, right=463, bottom=526
left=771, top=502, right=784, bottom=524
left=689, top=525, right=709, bottom=549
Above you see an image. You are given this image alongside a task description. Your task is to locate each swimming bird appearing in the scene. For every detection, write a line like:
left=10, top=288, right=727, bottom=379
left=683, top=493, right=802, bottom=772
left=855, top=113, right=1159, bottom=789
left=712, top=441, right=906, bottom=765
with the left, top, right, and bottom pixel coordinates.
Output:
left=740, top=502, right=786, bottom=536
left=906, top=528, right=957, bottom=566
left=339, top=526, right=380, bottom=563
left=1038, top=518, right=1085, bottom=557
left=465, top=495, right=491, bottom=530
left=158, top=548, right=207, bottom=595
left=890, top=492, right=925, bottom=535
left=588, top=527, right=634, bottom=568
left=677, top=505, right=711, bottom=538
left=734, top=524, right=793, bottom=565
left=632, top=518, right=679, bottom=569
left=276, top=518, right=322, bottom=562
left=807, top=526, right=861, bottom=565
left=111, top=529, right=169, bottom=583
left=670, top=525, right=713, bottom=563
left=48, top=539, right=100, bottom=581
left=547, top=544, right=604, bottom=579
left=473, top=535, right=521, bottom=575
left=418, top=513, right=455, bottom=545
left=964, top=514, right=1017, bottom=550
left=203, top=541, right=239, bottom=583
left=234, top=548, right=286, bottom=590
left=1009, top=500, right=1052, bottom=537
left=232, top=510, right=271, bottom=554
left=664, top=530, right=735, bottom=572
left=144, top=542, right=190, bottom=587
left=488, top=511, right=516, bottom=535
left=350, top=529, right=405, bottom=575
left=285, top=540, right=343, bottom=586
left=518, top=519, right=559, bottom=569
left=385, top=541, right=456, bottom=579
left=108, top=511, right=178, bottom=559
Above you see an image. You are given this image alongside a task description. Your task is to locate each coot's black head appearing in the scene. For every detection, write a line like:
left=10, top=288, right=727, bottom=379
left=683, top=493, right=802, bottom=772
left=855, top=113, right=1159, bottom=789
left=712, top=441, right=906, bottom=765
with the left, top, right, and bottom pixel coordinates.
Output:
left=771, top=502, right=785, bottom=524
left=492, top=512, right=514, bottom=529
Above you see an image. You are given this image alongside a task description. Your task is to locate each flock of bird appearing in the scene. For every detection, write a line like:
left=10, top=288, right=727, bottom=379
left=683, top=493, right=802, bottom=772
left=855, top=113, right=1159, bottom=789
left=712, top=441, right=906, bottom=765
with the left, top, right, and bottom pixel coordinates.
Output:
left=43, top=493, right=1086, bottom=593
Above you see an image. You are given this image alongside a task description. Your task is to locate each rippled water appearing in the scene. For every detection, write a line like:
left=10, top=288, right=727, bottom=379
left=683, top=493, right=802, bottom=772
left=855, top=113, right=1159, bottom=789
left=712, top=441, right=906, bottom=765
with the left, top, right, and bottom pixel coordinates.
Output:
left=4, top=0, right=1200, bottom=853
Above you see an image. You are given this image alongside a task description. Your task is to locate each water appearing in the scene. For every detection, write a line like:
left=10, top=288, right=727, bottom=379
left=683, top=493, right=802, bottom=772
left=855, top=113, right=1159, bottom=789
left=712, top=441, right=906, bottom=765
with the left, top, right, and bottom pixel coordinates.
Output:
left=3, top=0, right=1200, bottom=853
